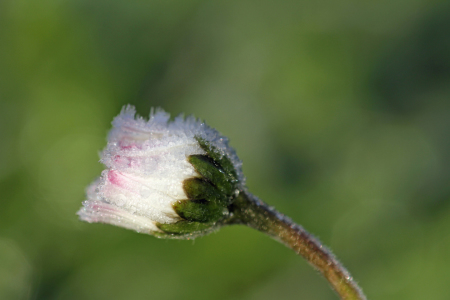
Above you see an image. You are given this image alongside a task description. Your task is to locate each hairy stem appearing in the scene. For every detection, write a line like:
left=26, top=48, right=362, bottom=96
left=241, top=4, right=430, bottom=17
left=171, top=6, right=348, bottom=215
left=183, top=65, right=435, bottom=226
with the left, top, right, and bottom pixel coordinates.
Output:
left=227, top=191, right=367, bottom=300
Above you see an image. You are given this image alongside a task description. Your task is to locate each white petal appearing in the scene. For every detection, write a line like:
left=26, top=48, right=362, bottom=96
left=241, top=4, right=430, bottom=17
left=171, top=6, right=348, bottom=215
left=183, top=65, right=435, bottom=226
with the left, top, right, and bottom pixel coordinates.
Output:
left=99, top=170, right=181, bottom=223
left=77, top=200, right=161, bottom=234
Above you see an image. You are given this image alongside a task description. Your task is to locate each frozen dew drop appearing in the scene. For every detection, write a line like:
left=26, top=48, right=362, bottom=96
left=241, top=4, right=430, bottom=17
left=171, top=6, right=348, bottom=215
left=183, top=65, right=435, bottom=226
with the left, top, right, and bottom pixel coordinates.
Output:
left=140, top=186, right=152, bottom=198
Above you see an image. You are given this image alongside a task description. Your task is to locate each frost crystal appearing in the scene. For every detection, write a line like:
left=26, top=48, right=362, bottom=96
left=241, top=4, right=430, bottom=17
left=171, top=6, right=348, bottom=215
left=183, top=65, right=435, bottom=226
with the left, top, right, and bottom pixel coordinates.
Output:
left=77, top=105, right=243, bottom=235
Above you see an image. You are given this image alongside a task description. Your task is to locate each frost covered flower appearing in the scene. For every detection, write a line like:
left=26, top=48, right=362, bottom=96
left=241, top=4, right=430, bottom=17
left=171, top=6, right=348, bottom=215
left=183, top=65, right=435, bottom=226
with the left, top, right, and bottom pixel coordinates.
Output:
left=77, top=105, right=243, bottom=238
left=78, top=105, right=367, bottom=299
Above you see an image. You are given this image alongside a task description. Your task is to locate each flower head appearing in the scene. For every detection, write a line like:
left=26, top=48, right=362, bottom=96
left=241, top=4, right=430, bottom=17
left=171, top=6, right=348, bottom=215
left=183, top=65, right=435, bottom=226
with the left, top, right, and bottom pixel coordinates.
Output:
left=77, top=105, right=244, bottom=238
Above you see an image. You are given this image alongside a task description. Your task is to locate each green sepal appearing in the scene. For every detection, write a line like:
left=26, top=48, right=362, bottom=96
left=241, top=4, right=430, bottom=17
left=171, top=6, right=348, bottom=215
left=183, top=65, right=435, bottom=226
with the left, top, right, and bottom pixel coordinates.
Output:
left=173, top=198, right=228, bottom=223
left=183, top=177, right=229, bottom=206
left=188, top=155, right=234, bottom=196
left=195, top=137, right=239, bottom=186
left=157, top=220, right=215, bottom=235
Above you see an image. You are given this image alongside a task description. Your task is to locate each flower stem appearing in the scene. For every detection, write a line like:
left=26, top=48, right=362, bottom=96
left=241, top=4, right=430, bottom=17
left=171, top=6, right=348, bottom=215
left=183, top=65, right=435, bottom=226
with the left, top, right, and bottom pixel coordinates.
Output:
left=226, top=191, right=367, bottom=300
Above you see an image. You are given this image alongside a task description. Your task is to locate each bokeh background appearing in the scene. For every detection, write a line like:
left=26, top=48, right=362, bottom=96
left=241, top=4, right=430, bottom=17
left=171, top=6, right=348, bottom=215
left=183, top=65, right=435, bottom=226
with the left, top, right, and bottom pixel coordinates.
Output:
left=1, top=0, right=450, bottom=299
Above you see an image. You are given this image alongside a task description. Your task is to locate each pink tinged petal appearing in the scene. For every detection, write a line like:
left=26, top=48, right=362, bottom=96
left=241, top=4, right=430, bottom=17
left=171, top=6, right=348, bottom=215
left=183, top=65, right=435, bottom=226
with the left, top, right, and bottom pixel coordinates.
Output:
left=104, top=169, right=186, bottom=200
left=107, top=169, right=128, bottom=189
left=98, top=170, right=181, bottom=223
left=77, top=201, right=160, bottom=234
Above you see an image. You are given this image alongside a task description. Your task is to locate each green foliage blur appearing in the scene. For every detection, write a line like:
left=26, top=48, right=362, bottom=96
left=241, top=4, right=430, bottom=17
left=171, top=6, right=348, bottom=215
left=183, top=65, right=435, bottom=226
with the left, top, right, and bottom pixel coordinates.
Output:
left=1, top=0, right=450, bottom=299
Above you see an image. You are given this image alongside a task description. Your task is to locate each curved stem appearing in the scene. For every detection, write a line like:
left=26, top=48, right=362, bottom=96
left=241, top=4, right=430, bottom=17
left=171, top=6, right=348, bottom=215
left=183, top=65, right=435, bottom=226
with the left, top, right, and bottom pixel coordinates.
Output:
left=226, top=191, right=367, bottom=300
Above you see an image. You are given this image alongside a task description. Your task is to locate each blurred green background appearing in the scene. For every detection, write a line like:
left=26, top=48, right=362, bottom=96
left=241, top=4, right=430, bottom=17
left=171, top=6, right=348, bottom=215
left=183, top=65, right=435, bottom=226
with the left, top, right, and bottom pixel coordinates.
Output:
left=1, top=0, right=450, bottom=299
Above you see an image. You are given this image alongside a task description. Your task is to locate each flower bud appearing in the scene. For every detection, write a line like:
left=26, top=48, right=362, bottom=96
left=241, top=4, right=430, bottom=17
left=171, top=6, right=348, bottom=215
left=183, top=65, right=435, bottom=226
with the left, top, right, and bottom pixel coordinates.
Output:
left=77, top=105, right=244, bottom=239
